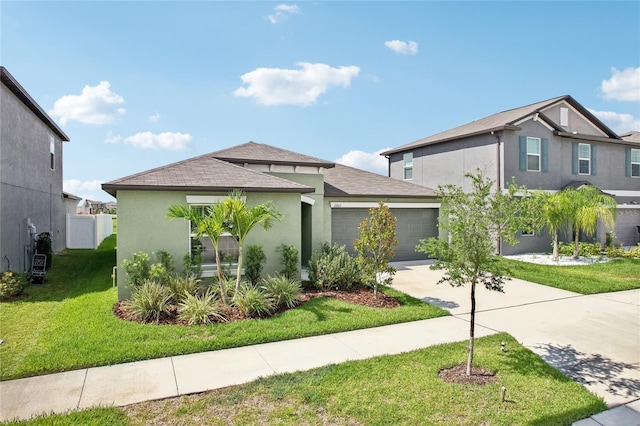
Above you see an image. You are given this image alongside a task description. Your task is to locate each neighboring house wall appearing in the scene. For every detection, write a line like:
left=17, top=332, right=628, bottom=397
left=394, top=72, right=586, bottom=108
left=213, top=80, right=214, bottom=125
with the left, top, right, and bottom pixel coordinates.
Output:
left=0, top=80, right=67, bottom=272
left=389, top=133, right=501, bottom=192
left=115, top=190, right=302, bottom=300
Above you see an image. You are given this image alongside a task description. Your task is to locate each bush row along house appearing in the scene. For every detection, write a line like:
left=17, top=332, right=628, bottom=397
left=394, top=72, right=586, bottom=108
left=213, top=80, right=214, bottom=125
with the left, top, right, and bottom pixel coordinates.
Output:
left=0, top=67, right=80, bottom=273
left=382, top=95, right=640, bottom=254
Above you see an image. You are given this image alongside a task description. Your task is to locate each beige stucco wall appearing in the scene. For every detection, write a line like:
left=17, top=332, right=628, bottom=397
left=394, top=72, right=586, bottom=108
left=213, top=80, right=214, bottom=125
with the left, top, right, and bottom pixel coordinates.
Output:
left=115, top=189, right=303, bottom=300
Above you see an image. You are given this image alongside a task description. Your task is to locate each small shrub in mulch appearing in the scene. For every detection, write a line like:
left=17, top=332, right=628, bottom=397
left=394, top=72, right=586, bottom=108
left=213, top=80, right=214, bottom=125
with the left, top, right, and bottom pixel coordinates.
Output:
left=113, top=286, right=401, bottom=326
left=438, top=363, right=498, bottom=385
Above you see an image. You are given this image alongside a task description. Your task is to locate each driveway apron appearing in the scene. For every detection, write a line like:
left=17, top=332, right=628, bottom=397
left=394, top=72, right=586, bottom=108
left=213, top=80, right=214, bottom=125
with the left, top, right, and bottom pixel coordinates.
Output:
left=391, top=260, right=640, bottom=406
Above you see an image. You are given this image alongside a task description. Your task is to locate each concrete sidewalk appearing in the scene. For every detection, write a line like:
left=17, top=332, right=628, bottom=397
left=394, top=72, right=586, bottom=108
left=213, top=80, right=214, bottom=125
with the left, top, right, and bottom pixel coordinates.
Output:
left=1, top=261, right=638, bottom=424
left=0, top=315, right=496, bottom=422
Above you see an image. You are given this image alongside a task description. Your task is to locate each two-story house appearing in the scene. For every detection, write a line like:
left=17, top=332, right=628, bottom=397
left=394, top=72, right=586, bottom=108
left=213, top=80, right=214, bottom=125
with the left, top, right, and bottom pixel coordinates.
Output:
left=1, top=67, right=73, bottom=272
left=382, top=95, right=640, bottom=255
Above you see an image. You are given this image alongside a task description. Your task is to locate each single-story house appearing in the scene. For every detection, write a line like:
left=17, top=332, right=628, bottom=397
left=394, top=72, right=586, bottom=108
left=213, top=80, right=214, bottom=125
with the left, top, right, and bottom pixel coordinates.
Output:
left=103, top=142, right=439, bottom=300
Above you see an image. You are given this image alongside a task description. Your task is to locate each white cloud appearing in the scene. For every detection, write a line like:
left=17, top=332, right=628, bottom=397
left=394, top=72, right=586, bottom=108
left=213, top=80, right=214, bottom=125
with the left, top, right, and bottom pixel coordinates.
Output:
left=268, top=4, right=300, bottom=24
left=384, top=40, right=418, bottom=55
left=104, top=131, right=121, bottom=144
left=588, top=108, right=640, bottom=133
left=124, top=131, right=192, bottom=150
left=64, top=179, right=106, bottom=202
left=148, top=111, right=160, bottom=122
left=335, top=149, right=391, bottom=175
left=234, top=62, right=360, bottom=106
left=49, top=81, right=126, bottom=125
left=600, top=67, right=640, bottom=101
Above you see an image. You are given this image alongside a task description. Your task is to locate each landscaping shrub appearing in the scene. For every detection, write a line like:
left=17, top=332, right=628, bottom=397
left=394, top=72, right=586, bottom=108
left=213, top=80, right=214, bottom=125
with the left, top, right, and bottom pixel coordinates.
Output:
left=262, top=274, right=302, bottom=308
left=606, top=244, right=640, bottom=259
left=121, top=252, right=152, bottom=289
left=277, top=244, right=299, bottom=279
left=125, top=279, right=171, bottom=323
left=178, top=288, right=225, bottom=325
left=245, top=244, right=266, bottom=285
left=0, top=271, right=26, bottom=299
left=183, top=247, right=202, bottom=278
left=35, top=232, right=53, bottom=269
left=308, top=243, right=361, bottom=291
left=556, top=241, right=602, bottom=257
left=233, top=283, right=274, bottom=317
left=169, top=273, right=201, bottom=302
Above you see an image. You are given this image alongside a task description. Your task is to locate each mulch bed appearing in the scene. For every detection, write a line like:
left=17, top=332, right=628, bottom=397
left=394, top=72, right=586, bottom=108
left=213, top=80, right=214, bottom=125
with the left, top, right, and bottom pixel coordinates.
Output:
left=113, top=286, right=401, bottom=326
left=438, top=363, right=498, bottom=385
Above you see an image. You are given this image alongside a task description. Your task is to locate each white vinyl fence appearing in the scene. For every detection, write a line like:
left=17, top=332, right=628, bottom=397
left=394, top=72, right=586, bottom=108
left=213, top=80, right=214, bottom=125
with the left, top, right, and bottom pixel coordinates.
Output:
left=66, top=214, right=114, bottom=249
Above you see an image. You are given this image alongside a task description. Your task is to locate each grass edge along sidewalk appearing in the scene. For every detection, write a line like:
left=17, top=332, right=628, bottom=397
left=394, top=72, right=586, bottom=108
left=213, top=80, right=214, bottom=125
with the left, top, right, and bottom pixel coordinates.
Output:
left=0, top=235, right=447, bottom=381
left=2, top=333, right=607, bottom=426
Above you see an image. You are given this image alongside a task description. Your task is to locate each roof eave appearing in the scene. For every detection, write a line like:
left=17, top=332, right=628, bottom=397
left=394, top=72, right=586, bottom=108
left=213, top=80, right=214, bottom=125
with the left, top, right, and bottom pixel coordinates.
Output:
left=101, top=184, right=315, bottom=198
left=554, top=131, right=630, bottom=144
left=0, top=67, right=69, bottom=142
left=217, top=157, right=336, bottom=169
left=380, top=125, right=521, bottom=155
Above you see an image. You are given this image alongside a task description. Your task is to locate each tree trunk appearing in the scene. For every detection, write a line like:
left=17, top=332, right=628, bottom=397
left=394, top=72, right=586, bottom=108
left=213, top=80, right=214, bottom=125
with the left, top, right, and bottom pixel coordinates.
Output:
left=215, top=246, right=226, bottom=306
left=573, top=228, right=580, bottom=259
left=235, top=245, right=243, bottom=294
left=552, top=232, right=559, bottom=262
left=466, top=279, right=476, bottom=376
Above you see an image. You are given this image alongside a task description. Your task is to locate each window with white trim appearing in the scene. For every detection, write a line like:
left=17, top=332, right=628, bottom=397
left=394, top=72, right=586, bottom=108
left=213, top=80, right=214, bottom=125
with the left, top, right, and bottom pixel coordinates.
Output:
left=632, top=148, right=640, bottom=177
left=403, top=153, right=413, bottom=180
left=526, top=137, right=541, bottom=171
left=520, top=229, right=535, bottom=237
left=578, top=143, right=591, bottom=175
left=49, top=135, right=55, bottom=170
left=189, top=205, right=238, bottom=274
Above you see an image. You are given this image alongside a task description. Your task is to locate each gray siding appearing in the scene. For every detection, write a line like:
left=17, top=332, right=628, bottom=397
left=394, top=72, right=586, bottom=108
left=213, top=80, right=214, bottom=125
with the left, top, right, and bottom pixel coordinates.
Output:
left=1, top=82, right=67, bottom=272
left=389, top=133, right=500, bottom=192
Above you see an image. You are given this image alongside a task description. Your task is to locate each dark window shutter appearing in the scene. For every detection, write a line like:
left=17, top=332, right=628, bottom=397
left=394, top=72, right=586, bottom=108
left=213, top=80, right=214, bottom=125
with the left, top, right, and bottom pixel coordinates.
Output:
left=591, top=144, right=597, bottom=176
left=572, top=142, right=578, bottom=175
left=519, top=136, right=526, bottom=171
left=541, top=138, right=549, bottom=172
left=626, top=147, right=632, bottom=177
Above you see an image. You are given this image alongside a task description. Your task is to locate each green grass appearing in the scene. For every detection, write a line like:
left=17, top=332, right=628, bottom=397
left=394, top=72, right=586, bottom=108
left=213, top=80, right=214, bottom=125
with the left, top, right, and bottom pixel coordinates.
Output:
left=498, top=257, right=640, bottom=294
left=0, top=235, right=447, bottom=380
left=4, top=334, right=607, bottom=426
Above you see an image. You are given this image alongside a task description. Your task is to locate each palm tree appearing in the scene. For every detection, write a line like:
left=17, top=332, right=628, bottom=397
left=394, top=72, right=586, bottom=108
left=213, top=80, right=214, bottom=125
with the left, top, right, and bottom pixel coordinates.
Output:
left=532, top=190, right=572, bottom=262
left=222, top=190, right=283, bottom=293
left=568, top=186, right=616, bottom=259
left=167, top=202, right=230, bottom=303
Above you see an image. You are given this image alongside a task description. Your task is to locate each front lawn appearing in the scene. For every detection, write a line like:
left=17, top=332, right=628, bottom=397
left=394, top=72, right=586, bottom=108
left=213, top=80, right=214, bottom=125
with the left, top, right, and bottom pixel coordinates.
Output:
left=498, top=257, right=640, bottom=294
left=0, top=235, right=447, bottom=380
left=6, top=334, right=606, bottom=426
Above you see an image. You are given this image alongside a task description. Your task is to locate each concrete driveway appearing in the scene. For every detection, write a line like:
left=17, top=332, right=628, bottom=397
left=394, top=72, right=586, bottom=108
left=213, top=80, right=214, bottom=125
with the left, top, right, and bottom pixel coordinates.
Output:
left=391, top=260, right=640, bottom=406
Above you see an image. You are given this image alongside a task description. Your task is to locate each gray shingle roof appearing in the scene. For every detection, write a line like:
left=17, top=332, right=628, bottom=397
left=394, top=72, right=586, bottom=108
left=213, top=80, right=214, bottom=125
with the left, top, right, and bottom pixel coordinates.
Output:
left=621, top=131, right=640, bottom=145
left=102, top=155, right=314, bottom=197
left=324, top=163, right=436, bottom=198
left=381, top=95, right=620, bottom=155
left=211, top=141, right=335, bottom=168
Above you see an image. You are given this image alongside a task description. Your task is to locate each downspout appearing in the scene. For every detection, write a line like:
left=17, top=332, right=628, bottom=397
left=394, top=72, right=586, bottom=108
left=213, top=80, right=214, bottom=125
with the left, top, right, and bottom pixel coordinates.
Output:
left=385, top=155, right=390, bottom=177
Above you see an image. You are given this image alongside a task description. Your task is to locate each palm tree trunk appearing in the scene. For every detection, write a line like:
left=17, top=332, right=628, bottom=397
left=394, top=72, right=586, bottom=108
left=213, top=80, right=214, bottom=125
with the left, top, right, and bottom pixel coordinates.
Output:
left=235, top=245, right=243, bottom=294
left=466, top=278, right=476, bottom=376
left=552, top=231, right=559, bottom=262
left=214, top=246, right=227, bottom=305
left=573, top=228, right=580, bottom=259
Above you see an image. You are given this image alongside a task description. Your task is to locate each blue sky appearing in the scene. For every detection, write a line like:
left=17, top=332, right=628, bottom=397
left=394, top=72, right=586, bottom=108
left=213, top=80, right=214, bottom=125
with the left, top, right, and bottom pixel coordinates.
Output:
left=2, top=1, right=639, bottom=203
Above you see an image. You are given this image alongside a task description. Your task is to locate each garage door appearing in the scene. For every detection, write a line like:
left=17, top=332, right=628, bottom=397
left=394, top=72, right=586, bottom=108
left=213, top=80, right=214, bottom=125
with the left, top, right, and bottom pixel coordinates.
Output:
left=331, top=208, right=439, bottom=261
left=614, top=208, right=640, bottom=246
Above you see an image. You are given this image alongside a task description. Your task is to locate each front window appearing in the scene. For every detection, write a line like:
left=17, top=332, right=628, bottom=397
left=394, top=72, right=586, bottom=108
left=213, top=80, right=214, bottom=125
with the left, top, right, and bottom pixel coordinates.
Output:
left=403, top=153, right=413, bottom=180
left=632, top=148, right=640, bottom=177
left=189, top=205, right=238, bottom=275
left=526, top=137, right=540, bottom=171
left=579, top=143, right=591, bottom=175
